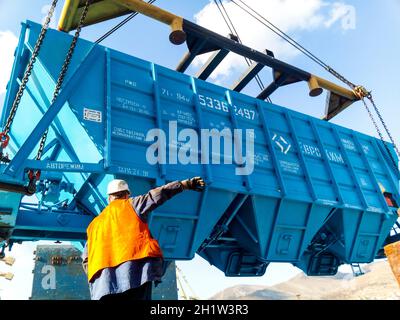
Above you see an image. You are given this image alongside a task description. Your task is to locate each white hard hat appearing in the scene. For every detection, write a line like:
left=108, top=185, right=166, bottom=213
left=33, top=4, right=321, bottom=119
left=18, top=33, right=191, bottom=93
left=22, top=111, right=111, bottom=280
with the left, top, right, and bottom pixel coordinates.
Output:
left=107, top=179, right=130, bottom=195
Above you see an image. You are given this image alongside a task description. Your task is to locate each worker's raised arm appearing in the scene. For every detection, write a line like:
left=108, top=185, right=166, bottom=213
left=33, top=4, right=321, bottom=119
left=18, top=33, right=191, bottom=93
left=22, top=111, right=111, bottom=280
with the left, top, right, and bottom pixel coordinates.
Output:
left=131, top=177, right=205, bottom=222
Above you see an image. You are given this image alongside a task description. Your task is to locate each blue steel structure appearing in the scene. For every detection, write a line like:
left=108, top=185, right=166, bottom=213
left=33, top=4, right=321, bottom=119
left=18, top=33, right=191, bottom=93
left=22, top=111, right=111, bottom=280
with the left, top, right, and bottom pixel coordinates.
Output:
left=0, top=20, right=399, bottom=277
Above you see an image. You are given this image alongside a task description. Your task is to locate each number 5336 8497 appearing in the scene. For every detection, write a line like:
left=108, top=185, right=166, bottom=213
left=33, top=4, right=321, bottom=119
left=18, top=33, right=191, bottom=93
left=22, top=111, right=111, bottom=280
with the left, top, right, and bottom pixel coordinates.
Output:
left=198, top=94, right=256, bottom=120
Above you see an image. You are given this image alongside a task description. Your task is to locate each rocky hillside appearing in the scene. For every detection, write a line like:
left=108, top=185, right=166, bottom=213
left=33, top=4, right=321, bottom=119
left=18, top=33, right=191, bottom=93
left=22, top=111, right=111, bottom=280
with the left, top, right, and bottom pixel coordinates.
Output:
left=211, top=261, right=400, bottom=300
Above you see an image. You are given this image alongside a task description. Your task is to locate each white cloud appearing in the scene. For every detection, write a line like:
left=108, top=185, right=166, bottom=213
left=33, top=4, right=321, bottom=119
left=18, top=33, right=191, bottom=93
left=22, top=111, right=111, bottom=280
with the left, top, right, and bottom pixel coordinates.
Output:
left=0, top=30, right=18, bottom=95
left=193, top=0, right=355, bottom=81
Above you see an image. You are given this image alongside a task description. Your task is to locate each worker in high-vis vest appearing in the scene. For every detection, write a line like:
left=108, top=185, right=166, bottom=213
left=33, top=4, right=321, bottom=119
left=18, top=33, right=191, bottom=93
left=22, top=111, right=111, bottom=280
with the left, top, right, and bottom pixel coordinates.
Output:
left=81, top=177, right=205, bottom=300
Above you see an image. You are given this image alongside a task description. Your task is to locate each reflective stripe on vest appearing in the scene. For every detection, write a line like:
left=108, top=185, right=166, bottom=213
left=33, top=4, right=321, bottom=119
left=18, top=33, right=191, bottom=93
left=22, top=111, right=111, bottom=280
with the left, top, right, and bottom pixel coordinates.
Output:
left=86, top=198, right=163, bottom=282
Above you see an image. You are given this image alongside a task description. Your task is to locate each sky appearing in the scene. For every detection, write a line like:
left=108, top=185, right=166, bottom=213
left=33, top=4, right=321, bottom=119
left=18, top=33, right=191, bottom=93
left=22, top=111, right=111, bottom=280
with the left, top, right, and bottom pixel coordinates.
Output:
left=0, top=0, right=399, bottom=299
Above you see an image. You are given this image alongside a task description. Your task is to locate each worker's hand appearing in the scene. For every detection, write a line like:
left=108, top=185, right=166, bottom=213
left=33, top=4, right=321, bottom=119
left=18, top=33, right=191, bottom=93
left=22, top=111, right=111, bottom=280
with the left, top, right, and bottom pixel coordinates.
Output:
left=181, top=177, right=205, bottom=192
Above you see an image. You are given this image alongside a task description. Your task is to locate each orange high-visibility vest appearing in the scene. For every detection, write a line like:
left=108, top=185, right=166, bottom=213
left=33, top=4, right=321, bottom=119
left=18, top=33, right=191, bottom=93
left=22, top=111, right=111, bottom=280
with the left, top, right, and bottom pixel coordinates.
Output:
left=86, top=198, right=163, bottom=282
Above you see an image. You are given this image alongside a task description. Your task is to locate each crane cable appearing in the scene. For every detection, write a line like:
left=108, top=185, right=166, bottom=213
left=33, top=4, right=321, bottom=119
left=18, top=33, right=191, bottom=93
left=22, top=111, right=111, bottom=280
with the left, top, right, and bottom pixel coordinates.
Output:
left=230, top=0, right=357, bottom=88
left=213, top=0, right=272, bottom=103
left=229, top=0, right=400, bottom=167
left=95, top=0, right=157, bottom=44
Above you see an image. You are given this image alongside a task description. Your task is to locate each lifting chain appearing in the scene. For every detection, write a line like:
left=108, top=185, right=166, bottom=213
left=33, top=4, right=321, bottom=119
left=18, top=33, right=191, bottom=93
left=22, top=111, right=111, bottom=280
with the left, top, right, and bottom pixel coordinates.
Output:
left=34, top=0, right=92, bottom=162
left=0, top=0, right=58, bottom=152
left=367, top=94, right=400, bottom=160
left=284, top=18, right=400, bottom=169
left=231, top=0, right=399, bottom=173
left=352, top=85, right=400, bottom=171
left=360, top=98, right=399, bottom=171
left=27, top=0, right=92, bottom=192
left=334, top=79, right=400, bottom=171
left=301, top=43, right=399, bottom=168
left=325, top=65, right=399, bottom=171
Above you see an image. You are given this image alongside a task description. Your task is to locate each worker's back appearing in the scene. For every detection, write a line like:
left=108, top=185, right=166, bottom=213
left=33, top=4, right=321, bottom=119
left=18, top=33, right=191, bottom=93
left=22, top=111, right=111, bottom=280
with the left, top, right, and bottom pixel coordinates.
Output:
left=86, top=199, right=163, bottom=282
